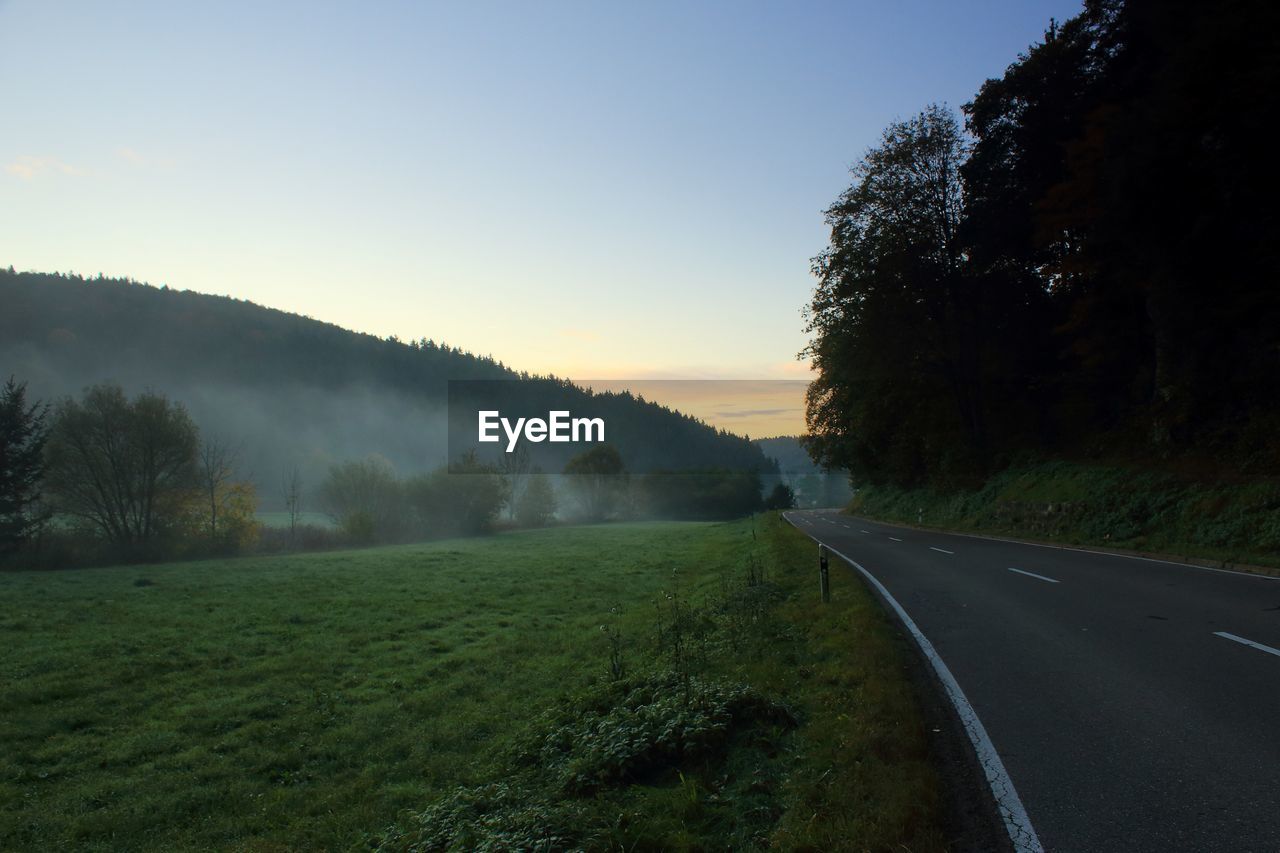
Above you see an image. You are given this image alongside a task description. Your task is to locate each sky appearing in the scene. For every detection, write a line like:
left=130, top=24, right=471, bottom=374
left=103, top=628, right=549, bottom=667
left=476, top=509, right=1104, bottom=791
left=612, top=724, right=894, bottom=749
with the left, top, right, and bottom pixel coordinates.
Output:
left=1, top=0, right=1082, bottom=434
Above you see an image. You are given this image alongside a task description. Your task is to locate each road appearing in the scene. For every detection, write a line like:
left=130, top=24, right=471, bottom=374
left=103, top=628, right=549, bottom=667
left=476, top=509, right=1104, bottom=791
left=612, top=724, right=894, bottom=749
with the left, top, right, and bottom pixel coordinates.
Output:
left=785, top=509, right=1280, bottom=853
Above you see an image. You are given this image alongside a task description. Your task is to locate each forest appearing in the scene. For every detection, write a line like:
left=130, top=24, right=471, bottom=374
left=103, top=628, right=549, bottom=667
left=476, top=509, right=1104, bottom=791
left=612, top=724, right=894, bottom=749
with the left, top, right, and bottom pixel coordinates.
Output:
left=804, top=0, right=1280, bottom=489
left=0, top=272, right=791, bottom=567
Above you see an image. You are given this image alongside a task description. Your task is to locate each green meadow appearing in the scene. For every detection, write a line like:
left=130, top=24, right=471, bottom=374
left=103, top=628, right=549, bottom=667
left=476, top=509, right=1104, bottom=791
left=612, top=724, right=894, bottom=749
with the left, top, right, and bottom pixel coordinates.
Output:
left=1, top=516, right=942, bottom=851
left=255, top=511, right=337, bottom=530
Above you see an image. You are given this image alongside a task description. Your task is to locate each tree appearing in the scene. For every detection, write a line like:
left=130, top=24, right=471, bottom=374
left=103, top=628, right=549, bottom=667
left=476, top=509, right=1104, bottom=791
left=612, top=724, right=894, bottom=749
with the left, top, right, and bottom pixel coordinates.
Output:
left=190, top=479, right=259, bottom=554
left=1030, top=0, right=1280, bottom=449
left=805, top=105, right=983, bottom=486
left=763, top=482, right=796, bottom=511
left=0, top=377, right=50, bottom=553
left=281, top=464, right=303, bottom=547
left=515, top=468, right=556, bottom=527
left=191, top=438, right=258, bottom=553
left=198, top=437, right=239, bottom=541
left=317, top=456, right=404, bottom=542
left=404, top=452, right=508, bottom=537
left=563, top=444, right=626, bottom=521
left=500, top=443, right=533, bottom=521
left=802, top=1, right=1280, bottom=489
left=45, top=383, right=199, bottom=548
left=961, top=3, right=1121, bottom=448
left=443, top=451, right=508, bottom=535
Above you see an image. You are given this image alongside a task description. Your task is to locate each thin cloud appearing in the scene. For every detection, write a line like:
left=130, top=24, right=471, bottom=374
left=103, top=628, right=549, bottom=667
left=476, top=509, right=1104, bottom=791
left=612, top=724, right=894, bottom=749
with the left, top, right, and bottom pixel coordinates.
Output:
left=116, top=147, right=175, bottom=169
left=5, top=155, right=87, bottom=180
left=558, top=328, right=601, bottom=342
left=713, top=408, right=798, bottom=419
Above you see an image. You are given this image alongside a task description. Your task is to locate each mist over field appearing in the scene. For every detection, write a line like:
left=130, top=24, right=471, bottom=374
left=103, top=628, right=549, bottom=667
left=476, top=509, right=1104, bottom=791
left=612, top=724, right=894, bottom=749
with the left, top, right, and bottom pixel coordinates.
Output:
left=1, top=345, right=452, bottom=506
left=4, top=374, right=452, bottom=507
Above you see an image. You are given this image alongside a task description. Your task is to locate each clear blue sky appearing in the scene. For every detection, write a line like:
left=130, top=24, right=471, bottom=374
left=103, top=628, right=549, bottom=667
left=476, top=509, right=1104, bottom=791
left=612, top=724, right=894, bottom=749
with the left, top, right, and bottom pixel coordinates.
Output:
left=2, top=0, right=1082, bottom=386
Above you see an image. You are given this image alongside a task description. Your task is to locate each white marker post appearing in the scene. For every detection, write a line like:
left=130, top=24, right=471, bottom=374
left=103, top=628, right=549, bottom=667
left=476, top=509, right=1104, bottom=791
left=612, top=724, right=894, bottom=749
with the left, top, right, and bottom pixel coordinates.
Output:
left=818, top=544, right=831, bottom=603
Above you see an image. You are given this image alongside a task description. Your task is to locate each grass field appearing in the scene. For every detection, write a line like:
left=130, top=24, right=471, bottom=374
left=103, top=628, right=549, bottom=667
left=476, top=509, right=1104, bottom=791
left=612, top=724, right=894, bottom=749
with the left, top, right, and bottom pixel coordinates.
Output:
left=1, top=515, right=943, bottom=850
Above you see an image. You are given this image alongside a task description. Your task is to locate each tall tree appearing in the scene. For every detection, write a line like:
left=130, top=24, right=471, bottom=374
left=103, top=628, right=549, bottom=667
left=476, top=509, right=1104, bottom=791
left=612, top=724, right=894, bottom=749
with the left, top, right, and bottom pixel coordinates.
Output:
left=805, top=105, right=983, bottom=486
left=1040, top=0, right=1280, bottom=449
left=961, top=6, right=1115, bottom=446
left=0, top=377, right=51, bottom=553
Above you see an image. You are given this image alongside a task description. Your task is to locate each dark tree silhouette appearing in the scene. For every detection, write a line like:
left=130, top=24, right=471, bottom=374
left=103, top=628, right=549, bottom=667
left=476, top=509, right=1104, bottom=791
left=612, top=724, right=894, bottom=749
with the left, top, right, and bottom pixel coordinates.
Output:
left=0, top=377, right=51, bottom=553
left=764, top=483, right=796, bottom=511
left=806, top=0, right=1280, bottom=488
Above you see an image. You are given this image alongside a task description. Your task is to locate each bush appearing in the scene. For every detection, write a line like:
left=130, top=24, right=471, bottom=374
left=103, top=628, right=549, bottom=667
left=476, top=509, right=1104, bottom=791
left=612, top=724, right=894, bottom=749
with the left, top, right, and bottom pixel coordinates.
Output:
left=404, top=460, right=507, bottom=538
left=317, top=456, right=405, bottom=542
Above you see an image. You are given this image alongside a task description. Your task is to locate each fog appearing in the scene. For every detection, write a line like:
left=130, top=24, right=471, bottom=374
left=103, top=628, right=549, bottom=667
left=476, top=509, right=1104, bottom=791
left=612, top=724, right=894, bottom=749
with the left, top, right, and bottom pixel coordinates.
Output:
left=3, top=349, right=451, bottom=509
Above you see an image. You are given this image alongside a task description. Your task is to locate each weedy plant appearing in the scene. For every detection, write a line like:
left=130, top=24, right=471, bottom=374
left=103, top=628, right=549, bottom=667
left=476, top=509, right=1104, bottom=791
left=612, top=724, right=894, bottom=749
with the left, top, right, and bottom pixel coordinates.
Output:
left=379, top=525, right=805, bottom=852
left=713, top=531, right=782, bottom=652
left=600, top=604, right=625, bottom=681
left=378, top=673, right=797, bottom=851
left=652, top=568, right=719, bottom=699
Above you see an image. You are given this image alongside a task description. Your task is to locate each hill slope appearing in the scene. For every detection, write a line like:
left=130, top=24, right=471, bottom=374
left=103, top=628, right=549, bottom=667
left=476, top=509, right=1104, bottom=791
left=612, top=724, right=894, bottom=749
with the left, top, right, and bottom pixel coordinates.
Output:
left=0, top=269, right=774, bottom=495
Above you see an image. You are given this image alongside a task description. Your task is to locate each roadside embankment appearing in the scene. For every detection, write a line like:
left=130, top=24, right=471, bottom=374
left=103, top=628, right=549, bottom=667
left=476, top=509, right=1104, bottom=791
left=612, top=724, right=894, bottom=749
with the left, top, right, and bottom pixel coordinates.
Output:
left=849, top=460, right=1280, bottom=573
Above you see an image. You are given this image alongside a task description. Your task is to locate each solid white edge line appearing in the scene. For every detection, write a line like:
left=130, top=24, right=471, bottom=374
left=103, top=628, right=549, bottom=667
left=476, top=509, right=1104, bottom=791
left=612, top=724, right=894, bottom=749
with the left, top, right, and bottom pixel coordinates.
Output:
left=1007, top=568, right=1060, bottom=584
left=1213, top=631, right=1280, bottom=658
left=930, top=547, right=954, bottom=555
left=782, top=512, right=1044, bottom=853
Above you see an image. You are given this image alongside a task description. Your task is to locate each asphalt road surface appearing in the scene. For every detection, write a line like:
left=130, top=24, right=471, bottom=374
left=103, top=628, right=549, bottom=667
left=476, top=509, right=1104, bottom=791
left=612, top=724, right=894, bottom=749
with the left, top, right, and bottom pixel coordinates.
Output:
left=786, top=509, right=1280, bottom=853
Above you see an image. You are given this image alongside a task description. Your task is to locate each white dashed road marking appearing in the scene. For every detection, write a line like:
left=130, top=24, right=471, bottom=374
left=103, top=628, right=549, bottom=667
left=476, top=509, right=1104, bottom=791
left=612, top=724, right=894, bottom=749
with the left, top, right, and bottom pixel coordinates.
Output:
left=1008, top=568, right=1060, bottom=584
left=1213, top=632, right=1280, bottom=658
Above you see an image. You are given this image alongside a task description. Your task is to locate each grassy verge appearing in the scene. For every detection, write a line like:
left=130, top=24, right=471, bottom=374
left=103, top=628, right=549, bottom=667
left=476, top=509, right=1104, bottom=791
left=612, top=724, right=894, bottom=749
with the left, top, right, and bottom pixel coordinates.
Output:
left=850, top=459, right=1280, bottom=571
left=1, top=516, right=942, bottom=850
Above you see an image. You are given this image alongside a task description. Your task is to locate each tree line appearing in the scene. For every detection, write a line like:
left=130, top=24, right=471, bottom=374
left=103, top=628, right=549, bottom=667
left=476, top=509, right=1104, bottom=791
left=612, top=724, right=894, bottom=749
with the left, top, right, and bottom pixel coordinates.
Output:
left=804, top=0, right=1280, bottom=489
left=309, top=442, right=793, bottom=545
left=0, top=378, right=793, bottom=566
